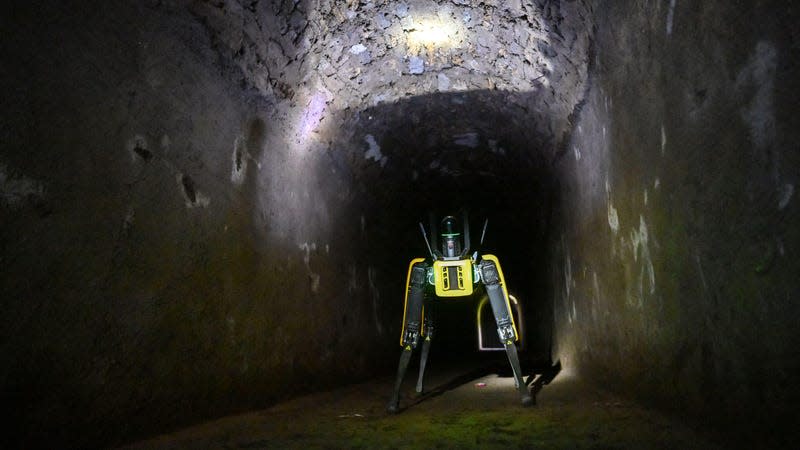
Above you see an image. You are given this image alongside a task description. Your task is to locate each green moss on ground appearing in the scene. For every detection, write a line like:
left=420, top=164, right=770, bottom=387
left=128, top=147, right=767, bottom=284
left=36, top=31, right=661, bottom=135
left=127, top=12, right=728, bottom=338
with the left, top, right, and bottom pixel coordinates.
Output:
left=125, top=372, right=720, bottom=449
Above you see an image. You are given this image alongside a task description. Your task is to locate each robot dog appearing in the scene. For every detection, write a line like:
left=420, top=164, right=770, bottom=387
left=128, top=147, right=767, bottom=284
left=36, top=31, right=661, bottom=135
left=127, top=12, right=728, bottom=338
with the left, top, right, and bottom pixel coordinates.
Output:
left=387, top=212, right=532, bottom=413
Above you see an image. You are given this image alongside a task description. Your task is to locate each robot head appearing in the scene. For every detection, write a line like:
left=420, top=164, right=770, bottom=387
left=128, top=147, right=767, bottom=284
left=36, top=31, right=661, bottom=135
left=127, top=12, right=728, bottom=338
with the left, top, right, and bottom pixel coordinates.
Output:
left=440, top=216, right=462, bottom=258
left=420, top=211, right=473, bottom=260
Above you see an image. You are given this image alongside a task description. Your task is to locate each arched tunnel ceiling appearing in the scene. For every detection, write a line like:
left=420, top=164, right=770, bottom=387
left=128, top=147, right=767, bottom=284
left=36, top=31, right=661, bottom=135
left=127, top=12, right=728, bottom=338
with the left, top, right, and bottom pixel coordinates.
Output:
left=339, top=90, right=559, bottom=216
left=194, top=0, right=594, bottom=179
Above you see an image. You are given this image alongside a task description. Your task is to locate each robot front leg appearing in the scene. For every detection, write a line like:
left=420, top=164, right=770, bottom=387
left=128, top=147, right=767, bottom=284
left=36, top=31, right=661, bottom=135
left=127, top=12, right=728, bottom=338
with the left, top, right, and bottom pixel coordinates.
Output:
left=416, top=312, right=434, bottom=394
left=388, top=333, right=416, bottom=414
left=480, top=259, right=533, bottom=407
left=388, top=263, right=427, bottom=414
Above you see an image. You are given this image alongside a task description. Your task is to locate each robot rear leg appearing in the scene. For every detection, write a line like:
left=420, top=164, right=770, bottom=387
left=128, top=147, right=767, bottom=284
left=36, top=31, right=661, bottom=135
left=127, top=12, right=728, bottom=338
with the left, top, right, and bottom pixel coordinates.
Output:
left=480, top=260, right=533, bottom=407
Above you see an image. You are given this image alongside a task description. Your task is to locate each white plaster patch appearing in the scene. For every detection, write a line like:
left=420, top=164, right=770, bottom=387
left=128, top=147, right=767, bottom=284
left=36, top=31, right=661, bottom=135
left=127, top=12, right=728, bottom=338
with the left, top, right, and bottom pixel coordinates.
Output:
left=126, top=134, right=149, bottom=162
left=618, top=235, right=627, bottom=259
left=666, top=0, right=677, bottom=35
left=309, top=274, right=320, bottom=293
left=606, top=179, right=619, bottom=233
left=630, top=217, right=647, bottom=263
left=488, top=139, right=506, bottom=155
left=349, top=43, right=367, bottom=54
left=573, top=146, right=581, bottom=161
left=630, top=215, right=656, bottom=296
left=408, top=56, right=424, bottom=74
left=299, top=242, right=320, bottom=294
left=736, top=41, right=777, bottom=151
left=778, top=183, right=793, bottom=210
left=694, top=253, right=708, bottom=293
left=301, top=241, right=316, bottom=261
left=564, top=254, right=572, bottom=299
left=608, top=205, right=619, bottom=233
left=160, top=134, right=171, bottom=151
left=437, top=73, right=451, bottom=91
left=192, top=192, right=210, bottom=208
left=453, top=132, right=479, bottom=148
left=654, top=178, right=661, bottom=189
left=737, top=41, right=787, bottom=201
left=176, top=174, right=210, bottom=208
left=0, top=162, right=46, bottom=208
left=592, top=272, right=601, bottom=321
left=372, top=92, right=388, bottom=105
left=123, top=206, right=135, bottom=233
left=347, top=264, right=359, bottom=294
left=364, top=134, right=387, bottom=167
left=230, top=136, right=248, bottom=185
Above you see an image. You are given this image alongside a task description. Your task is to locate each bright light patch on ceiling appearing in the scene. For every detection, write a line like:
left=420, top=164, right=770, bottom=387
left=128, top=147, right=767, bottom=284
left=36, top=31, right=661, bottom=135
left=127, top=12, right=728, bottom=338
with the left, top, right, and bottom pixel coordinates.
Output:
left=407, top=18, right=462, bottom=51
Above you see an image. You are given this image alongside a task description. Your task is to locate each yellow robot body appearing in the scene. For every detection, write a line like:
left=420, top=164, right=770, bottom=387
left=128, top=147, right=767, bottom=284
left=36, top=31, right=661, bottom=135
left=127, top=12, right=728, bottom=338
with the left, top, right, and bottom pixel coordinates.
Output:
left=389, top=214, right=533, bottom=413
left=400, top=254, right=518, bottom=344
left=432, top=259, right=474, bottom=297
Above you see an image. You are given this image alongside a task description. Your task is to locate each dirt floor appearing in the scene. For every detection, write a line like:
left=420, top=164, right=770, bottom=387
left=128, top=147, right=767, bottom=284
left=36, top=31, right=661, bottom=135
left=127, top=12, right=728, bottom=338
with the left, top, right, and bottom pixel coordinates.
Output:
left=121, top=360, right=721, bottom=449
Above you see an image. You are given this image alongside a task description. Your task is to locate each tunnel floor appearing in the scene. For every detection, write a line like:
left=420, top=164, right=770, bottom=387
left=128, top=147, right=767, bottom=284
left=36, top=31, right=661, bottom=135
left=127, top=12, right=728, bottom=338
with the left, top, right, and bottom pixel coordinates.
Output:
left=121, top=361, right=722, bottom=449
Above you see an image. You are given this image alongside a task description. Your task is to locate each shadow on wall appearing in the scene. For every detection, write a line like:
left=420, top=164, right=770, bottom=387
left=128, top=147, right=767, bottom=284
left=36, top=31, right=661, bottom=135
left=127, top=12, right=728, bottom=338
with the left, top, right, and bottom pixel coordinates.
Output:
left=238, top=117, right=267, bottom=237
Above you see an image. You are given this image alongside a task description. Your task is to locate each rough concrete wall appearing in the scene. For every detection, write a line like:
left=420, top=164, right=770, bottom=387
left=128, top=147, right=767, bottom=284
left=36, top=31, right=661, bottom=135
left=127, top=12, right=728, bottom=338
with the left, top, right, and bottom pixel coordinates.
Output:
left=0, top=1, right=378, bottom=447
left=553, top=0, right=800, bottom=439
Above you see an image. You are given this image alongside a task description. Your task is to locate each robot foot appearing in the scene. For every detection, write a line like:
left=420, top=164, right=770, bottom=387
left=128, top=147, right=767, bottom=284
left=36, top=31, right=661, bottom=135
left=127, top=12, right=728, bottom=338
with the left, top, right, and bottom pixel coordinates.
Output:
left=521, top=394, right=534, bottom=407
left=387, top=402, right=400, bottom=414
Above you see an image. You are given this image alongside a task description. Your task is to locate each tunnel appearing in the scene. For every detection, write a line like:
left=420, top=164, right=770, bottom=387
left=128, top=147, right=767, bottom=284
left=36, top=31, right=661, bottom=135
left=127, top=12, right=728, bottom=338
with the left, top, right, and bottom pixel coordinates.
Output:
left=1, top=0, right=798, bottom=448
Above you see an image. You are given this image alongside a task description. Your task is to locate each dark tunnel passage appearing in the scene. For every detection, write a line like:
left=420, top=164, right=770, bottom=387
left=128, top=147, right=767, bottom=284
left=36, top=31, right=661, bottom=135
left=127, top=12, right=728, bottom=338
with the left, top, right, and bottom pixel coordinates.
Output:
left=346, top=89, right=563, bottom=366
left=1, top=0, right=799, bottom=448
